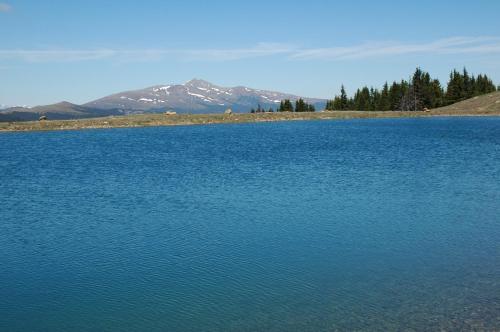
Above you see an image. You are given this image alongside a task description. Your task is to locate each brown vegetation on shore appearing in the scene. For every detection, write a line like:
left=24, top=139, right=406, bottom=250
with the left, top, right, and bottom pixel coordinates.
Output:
left=1, top=92, right=499, bottom=133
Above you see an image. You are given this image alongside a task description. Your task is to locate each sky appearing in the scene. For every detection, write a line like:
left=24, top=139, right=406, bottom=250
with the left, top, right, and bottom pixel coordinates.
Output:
left=1, top=0, right=500, bottom=106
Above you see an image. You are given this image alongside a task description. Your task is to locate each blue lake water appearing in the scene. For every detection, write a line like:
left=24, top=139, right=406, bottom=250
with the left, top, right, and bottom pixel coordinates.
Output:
left=1, top=117, right=499, bottom=331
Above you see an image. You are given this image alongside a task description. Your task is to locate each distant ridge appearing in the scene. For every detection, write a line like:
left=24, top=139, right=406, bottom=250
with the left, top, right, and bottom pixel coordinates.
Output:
left=84, top=79, right=326, bottom=114
left=0, top=101, right=123, bottom=122
left=1, top=79, right=327, bottom=122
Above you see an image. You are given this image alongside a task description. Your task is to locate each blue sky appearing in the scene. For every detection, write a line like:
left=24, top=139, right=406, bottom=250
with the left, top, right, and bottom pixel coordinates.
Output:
left=1, top=0, right=500, bottom=106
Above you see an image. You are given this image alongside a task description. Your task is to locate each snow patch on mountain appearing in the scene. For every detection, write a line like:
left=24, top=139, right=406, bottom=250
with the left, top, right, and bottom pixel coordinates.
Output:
left=84, top=79, right=326, bottom=114
left=187, top=91, right=207, bottom=99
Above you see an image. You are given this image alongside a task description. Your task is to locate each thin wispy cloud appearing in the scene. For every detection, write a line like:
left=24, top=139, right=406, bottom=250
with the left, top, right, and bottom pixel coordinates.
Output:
left=1, top=37, right=499, bottom=63
left=0, top=2, right=11, bottom=12
left=180, top=43, right=295, bottom=61
left=0, top=49, right=117, bottom=62
left=291, top=37, right=500, bottom=60
left=0, top=43, right=295, bottom=63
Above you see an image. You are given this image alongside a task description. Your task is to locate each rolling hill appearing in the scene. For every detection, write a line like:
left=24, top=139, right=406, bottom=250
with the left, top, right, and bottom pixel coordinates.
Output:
left=432, top=91, right=500, bottom=114
left=0, top=102, right=123, bottom=122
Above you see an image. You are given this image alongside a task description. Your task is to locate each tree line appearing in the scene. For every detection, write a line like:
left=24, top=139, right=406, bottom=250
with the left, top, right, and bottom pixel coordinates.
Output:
left=250, top=98, right=316, bottom=113
left=326, top=68, right=497, bottom=112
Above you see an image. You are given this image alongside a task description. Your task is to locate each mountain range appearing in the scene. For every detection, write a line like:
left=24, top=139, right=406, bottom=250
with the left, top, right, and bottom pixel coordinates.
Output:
left=0, top=79, right=327, bottom=122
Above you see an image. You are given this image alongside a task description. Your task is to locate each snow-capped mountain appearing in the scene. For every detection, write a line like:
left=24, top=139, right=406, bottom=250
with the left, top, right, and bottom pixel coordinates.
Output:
left=1, top=79, right=327, bottom=122
left=85, top=79, right=326, bottom=114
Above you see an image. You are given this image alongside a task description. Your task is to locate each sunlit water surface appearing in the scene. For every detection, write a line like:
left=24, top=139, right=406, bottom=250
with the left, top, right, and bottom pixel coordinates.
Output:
left=1, top=117, right=499, bottom=331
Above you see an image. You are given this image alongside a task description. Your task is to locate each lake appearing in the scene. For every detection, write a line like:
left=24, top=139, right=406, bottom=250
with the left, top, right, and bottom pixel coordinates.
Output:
left=1, top=117, right=499, bottom=331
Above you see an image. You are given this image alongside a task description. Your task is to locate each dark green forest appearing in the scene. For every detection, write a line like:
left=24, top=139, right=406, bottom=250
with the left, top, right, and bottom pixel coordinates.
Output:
left=249, top=68, right=497, bottom=113
left=326, top=68, right=497, bottom=112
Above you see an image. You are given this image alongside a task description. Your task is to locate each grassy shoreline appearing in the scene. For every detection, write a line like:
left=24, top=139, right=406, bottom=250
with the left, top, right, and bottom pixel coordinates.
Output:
left=1, top=108, right=500, bottom=133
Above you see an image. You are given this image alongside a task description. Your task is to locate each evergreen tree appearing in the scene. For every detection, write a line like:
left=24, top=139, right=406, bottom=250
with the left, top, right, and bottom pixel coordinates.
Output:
left=326, top=67, right=495, bottom=112
left=475, top=74, right=496, bottom=95
left=279, top=99, right=294, bottom=112
left=378, top=82, right=390, bottom=111
left=369, top=87, right=380, bottom=111
left=463, top=68, right=473, bottom=99
left=278, top=100, right=294, bottom=112
left=278, top=101, right=285, bottom=112
left=389, top=81, right=403, bottom=111
left=295, top=98, right=306, bottom=112
left=430, top=79, right=444, bottom=108
left=332, top=96, right=343, bottom=110
left=326, top=85, right=349, bottom=111
left=446, top=69, right=465, bottom=104
left=355, top=87, right=371, bottom=111
left=325, top=99, right=333, bottom=111
left=294, top=98, right=315, bottom=112
left=340, top=85, right=348, bottom=110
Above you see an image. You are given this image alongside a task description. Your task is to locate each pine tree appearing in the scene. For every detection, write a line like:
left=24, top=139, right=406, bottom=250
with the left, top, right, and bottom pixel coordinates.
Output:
left=280, top=99, right=294, bottom=112
left=378, top=82, right=390, bottom=111
left=325, top=100, right=333, bottom=111
left=430, top=79, right=444, bottom=108
left=446, top=70, right=465, bottom=104
left=326, top=85, right=349, bottom=111
left=278, top=100, right=292, bottom=112
left=475, top=74, right=496, bottom=94
left=369, top=87, right=381, bottom=111
left=295, top=98, right=306, bottom=112
left=326, top=67, right=495, bottom=112
left=355, top=87, right=370, bottom=111
left=331, top=96, right=342, bottom=110
left=463, top=68, right=473, bottom=99
left=340, top=85, right=348, bottom=110
left=294, top=99, right=315, bottom=112
left=389, top=81, right=402, bottom=111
